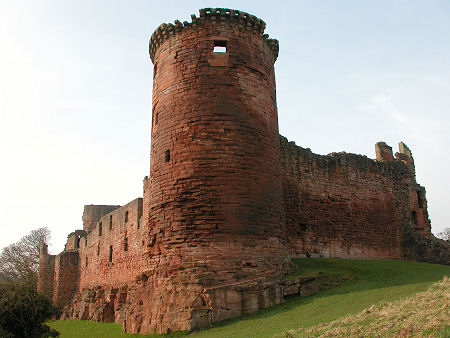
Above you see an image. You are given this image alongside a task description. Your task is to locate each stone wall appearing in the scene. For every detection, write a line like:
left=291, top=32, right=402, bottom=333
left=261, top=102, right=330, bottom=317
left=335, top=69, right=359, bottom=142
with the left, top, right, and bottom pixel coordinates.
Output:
left=37, top=243, right=55, bottom=299
left=280, top=136, right=431, bottom=259
left=53, top=250, right=80, bottom=308
left=82, top=205, right=121, bottom=233
left=65, top=230, right=87, bottom=251
left=401, top=223, right=450, bottom=265
left=78, top=198, right=144, bottom=288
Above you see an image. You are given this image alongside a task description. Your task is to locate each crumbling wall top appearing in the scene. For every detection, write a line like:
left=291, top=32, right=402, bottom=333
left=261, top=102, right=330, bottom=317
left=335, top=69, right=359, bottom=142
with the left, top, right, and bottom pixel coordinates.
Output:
left=39, top=242, right=48, bottom=256
left=82, top=204, right=121, bottom=233
left=395, top=141, right=416, bottom=177
left=398, top=142, right=413, bottom=157
left=375, top=141, right=394, bottom=162
left=149, top=8, right=279, bottom=63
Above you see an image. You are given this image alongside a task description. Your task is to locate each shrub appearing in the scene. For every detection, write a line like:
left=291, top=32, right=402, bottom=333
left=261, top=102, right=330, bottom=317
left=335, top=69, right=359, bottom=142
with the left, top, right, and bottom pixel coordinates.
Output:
left=0, top=281, right=61, bottom=337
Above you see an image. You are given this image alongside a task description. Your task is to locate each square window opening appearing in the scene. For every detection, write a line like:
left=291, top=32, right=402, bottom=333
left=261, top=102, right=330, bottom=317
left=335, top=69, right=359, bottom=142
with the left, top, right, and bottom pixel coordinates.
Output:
left=213, top=41, right=227, bottom=53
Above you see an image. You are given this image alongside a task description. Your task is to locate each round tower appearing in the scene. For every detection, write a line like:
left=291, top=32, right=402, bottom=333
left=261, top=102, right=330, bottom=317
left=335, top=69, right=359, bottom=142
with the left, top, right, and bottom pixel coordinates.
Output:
left=139, top=8, right=289, bottom=333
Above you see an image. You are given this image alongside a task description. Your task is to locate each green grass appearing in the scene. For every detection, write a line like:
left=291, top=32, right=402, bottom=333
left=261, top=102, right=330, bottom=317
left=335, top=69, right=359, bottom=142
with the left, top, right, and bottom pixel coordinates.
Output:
left=433, top=326, right=450, bottom=337
left=49, top=320, right=137, bottom=338
left=290, top=276, right=450, bottom=337
left=49, top=258, right=450, bottom=337
left=48, top=319, right=184, bottom=338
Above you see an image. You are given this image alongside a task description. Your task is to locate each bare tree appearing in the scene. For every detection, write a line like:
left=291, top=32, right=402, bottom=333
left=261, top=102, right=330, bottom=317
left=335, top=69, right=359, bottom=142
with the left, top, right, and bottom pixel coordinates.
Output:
left=436, top=228, right=450, bottom=241
left=0, top=228, right=50, bottom=284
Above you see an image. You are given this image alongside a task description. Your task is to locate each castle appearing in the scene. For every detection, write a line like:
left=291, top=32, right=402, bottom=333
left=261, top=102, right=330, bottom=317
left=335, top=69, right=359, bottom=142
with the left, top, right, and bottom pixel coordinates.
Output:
left=37, top=8, right=449, bottom=334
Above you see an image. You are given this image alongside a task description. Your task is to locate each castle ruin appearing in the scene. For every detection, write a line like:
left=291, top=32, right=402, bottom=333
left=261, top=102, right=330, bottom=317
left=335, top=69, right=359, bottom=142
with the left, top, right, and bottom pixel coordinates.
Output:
left=37, top=8, right=449, bottom=334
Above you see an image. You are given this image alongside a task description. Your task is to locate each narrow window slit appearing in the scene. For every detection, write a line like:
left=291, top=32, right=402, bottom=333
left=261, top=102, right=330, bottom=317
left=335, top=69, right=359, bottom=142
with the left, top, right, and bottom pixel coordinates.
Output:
left=417, top=191, right=423, bottom=208
left=412, top=211, right=418, bottom=225
left=165, top=150, right=170, bottom=163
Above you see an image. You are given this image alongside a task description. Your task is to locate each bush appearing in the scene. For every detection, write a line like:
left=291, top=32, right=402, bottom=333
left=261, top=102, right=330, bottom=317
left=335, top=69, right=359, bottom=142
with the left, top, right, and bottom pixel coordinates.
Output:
left=0, top=281, right=61, bottom=337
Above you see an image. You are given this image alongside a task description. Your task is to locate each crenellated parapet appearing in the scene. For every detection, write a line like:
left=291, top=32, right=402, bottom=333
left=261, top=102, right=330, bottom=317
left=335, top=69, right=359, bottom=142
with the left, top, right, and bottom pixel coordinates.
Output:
left=149, top=8, right=279, bottom=63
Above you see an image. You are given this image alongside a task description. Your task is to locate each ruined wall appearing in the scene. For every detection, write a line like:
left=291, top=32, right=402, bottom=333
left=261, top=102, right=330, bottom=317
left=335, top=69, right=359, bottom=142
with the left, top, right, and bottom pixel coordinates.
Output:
left=280, top=136, right=432, bottom=259
left=82, top=205, right=121, bottom=233
left=78, top=198, right=144, bottom=289
left=37, top=243, right=55, bottom=299
left=53, top=250, right=80, bottom=308
left=65, top=230, right=87, bottom=251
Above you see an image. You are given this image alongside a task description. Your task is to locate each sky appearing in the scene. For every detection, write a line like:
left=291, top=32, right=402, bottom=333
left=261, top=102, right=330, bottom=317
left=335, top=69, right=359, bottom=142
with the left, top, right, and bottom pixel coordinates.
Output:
left=0, top=0, right=449, bottom=253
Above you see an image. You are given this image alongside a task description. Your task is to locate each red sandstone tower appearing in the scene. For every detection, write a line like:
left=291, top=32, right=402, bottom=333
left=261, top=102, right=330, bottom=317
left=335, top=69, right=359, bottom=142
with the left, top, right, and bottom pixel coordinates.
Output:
left=136, top=8, right=289, bottom=332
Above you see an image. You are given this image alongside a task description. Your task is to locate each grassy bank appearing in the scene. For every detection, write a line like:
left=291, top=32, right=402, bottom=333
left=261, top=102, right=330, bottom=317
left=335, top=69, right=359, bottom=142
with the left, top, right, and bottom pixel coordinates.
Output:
left=289, top=276, right=450, bottom=337
left=49, top=258, right=450, bottom=337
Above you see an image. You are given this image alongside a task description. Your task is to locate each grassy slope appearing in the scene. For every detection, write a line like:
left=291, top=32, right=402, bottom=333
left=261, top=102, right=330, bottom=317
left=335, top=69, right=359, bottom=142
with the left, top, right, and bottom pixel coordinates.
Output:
left=290, top=276, right=450, bottom=337
left=49, top=258, right=450, bottom=337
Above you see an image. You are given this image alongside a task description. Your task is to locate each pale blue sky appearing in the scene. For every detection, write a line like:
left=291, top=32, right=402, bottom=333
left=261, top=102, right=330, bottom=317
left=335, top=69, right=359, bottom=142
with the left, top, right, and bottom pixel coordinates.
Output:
left=1, top=1, right=449, bottom=252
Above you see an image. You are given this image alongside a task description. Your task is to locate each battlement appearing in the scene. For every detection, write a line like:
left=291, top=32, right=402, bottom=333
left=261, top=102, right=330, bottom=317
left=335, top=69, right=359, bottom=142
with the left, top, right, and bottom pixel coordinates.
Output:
left=149, top=8, right=279, bottom=63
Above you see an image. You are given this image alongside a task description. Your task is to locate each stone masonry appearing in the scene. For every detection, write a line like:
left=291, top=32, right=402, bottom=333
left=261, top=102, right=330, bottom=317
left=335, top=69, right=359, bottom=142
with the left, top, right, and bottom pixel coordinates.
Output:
left=37, top=8, right=449, bottom=334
